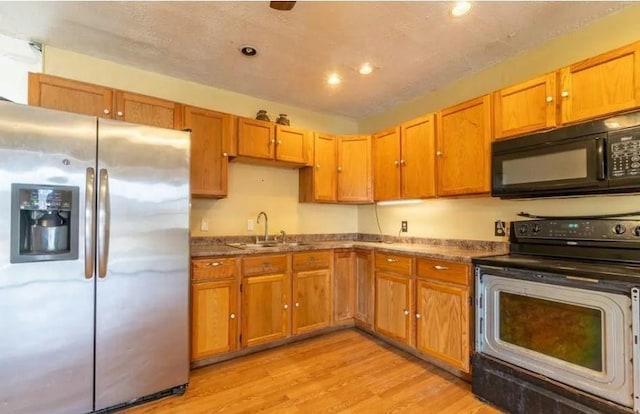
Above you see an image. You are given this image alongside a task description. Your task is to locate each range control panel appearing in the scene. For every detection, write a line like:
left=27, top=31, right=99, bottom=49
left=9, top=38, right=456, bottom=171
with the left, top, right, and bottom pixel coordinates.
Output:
left=609, top=128, right=640, bottom=179
left=511, top=219, right=640, bottom=242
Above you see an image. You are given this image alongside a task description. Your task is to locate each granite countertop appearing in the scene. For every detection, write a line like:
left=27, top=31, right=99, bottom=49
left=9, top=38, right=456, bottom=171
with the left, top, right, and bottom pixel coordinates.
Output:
left=191, top=237, right=507, bottom=263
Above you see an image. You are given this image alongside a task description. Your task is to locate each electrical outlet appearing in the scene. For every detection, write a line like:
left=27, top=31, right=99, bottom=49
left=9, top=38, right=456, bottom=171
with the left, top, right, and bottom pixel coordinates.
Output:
left=200, top=218, right=209, bottom=232
left=494, top=220, right=506, bottom=237
left=401, top=221, right=408, bottom=232
left=247, top=219, right=254, bottom=231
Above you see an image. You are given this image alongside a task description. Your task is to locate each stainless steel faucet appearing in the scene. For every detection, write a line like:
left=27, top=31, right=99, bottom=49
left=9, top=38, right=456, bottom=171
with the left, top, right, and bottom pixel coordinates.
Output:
left=256, top=211, right=268, bottom=242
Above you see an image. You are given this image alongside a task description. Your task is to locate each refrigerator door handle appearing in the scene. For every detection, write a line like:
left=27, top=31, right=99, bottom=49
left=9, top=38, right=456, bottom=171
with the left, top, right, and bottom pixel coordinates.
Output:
left=98, top=168, right=111, bottom=278
left=84, top=167, right=96, bottom=279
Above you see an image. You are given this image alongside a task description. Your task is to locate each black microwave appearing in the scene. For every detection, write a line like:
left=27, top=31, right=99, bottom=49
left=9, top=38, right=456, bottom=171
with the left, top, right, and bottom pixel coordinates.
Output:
left=492, top=111, right=640, bottom=199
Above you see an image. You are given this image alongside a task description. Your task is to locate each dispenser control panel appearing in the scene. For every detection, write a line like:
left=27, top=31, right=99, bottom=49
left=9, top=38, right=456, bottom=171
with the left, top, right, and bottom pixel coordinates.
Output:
left=18, top=188, right=73, bottom=211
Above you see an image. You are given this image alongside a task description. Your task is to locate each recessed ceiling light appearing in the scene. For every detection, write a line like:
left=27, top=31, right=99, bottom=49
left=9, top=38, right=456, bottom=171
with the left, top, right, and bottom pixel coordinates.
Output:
left=240, top=46, right=258, bottom=57
left=327, top=73, right=341, bottom=85
left=451, top=2, right=472, bottom=17
left=359, top=63, right=373, bottom=75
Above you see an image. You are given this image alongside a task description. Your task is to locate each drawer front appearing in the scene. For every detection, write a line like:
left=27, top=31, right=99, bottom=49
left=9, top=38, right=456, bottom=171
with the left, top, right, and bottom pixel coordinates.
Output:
left=293, top=250, right=331, bottom=271
left=242, top=254, right=288, bottom=276
left=192, top=257, right=237, bottom=281
left=374, top=253, right=413, bottom=275
left=416, top=258, right=470, bottom=286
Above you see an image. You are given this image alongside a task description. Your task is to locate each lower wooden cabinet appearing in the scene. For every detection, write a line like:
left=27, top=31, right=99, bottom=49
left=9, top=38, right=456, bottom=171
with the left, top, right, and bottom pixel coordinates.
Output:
left=333, top=250, right=356, bottom=323
left=242, top=273, right=290, bottom=347
left=191, top=279, right=238, bottom=360
left=355, top=250, right=374, bottom=327
left=375, top=271, right=413, bottom=346
left=293, top=269, right=331, bottom=334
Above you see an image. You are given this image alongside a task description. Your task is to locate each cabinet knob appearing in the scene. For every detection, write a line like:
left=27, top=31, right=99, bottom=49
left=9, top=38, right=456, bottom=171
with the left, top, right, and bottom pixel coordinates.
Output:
left=436, top=151, right=442, bottom=156
left=403, top=309, right=409, bottom=316
left=394, top=160, right=399, bottom=167
left=400, top=160, right=406, bottom=166
left=546, top=96, right=554, bottom=103
left=416, top=313, right=422, bottom=319
left=230, top=313, right=236, bottom=319
left=338, top=166, right=342, bottom=172
left=283, top=304, right=289, bottom=310
left=116, top=111, right=124, bottom=117
left=434, top=265, right=449, bottom=270
left=206, top=261, right=222, bottom=267
left=561, top=91, right=569, bottom=98
left=277, top=140, right=282, bottom=145
left=103, top=109, right=110, bottom=115
left=386, top=257, right=398, bottom=263
left=295, top=302, right=300, bottom=308
left=222, top=152, right=228, bottom=157
left=316, top=164, right=320, bottom=169
left=270, top=139, right=276, bottom=144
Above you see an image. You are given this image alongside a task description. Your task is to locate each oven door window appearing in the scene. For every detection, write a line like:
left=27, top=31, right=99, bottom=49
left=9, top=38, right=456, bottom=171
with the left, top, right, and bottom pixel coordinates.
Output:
left=499, top=292, right=603, bottom=371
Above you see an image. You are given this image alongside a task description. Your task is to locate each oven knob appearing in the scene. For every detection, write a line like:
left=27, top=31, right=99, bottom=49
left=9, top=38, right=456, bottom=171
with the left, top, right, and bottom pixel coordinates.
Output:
left=613, top=224, right=627, bottom=235
left=532, top=224, right=541, bottom=233
left=635, top=226, right=640, bottom=237
left=518, top=224, right=528, bottom=235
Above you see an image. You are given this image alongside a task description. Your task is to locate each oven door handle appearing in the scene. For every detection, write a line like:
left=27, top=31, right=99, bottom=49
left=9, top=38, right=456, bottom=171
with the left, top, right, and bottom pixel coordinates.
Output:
left=595, top=137, right=606, bottom=181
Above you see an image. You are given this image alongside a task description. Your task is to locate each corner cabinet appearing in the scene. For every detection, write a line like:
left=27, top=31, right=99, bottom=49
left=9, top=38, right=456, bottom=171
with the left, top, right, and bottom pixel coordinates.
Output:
left=436, top=95, right=492, bottom=196
left=191, top=258, right=239, bottom=361
left=355, top=249, right=374, bottom=328
left=415, top=258, right=471, bottom=374
left=183, top=106, right=236, bottom=198
left=237, top=117, right=310, bottom=166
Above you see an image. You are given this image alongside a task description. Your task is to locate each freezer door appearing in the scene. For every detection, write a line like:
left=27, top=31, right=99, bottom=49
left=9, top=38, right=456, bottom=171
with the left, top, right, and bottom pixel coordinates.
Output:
left=94, top=119, right=190, bottom=411
left=0, top=102, right=96, bottom=414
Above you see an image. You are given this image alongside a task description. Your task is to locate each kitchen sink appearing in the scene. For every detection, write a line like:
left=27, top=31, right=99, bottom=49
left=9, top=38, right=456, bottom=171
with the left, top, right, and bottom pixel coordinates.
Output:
left=226, top=242, right=308, bottom=249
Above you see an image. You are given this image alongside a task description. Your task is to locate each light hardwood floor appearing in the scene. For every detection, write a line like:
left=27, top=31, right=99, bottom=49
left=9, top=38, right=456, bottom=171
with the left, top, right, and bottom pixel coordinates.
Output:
left=123, top=329, right=501, bottom=414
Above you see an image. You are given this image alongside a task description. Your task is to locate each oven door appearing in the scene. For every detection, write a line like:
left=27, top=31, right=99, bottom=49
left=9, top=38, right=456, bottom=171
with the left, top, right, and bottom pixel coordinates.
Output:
left=492, top=134, right=607, bottom=198
left=476, top=269, right=633, bottom=407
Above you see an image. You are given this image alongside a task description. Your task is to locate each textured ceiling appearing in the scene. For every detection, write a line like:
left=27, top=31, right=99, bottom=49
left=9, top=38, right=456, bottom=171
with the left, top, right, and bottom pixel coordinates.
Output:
left=0, top=1, right=630, bottom=119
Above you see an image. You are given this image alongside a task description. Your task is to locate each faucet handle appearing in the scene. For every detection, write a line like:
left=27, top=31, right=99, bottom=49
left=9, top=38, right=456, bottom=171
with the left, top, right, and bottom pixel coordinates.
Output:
left=279, top=230, right=286, bottom=243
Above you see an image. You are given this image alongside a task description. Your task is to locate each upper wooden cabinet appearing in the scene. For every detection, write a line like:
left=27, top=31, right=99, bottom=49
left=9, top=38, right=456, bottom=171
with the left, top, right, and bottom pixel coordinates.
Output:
left=28, top=73, right=182, bottom=129
left=237, top=117, right=311, bottom=165
left=373, top=115, right=436, bottom=201
left=493, top=73, right=558, bottom=139
left=28, top=73, right=113, bottom=118
left=299, top=133, right=372, bottom=204
left=114, top=91, right=182, bottom=129
left=184, top=106, right=236, bottom=198
left=436, top=95, right=492, bottom=196
left=560, top=42, right=640, bottom=124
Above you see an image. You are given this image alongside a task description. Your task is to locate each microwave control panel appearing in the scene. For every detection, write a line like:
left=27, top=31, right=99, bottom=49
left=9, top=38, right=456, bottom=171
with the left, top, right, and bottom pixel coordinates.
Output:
left=609, top=131, right=640, bottom=179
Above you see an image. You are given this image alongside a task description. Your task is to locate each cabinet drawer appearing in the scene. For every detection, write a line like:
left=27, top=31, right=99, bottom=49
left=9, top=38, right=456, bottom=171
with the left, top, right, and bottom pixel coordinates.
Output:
left=416, top=258, right=470, bottom=286
left=242, top=254, right=288, bottom=276
left=374, top=253, right=413, bottom=275
left=192, top=257, right=237, bottom=281
left=293, top=250, right=331, bottom=271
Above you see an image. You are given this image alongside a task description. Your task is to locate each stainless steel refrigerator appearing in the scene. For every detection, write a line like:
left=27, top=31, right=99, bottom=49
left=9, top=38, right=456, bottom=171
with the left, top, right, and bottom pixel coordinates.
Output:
left=0, top=101, right=190, bottom=413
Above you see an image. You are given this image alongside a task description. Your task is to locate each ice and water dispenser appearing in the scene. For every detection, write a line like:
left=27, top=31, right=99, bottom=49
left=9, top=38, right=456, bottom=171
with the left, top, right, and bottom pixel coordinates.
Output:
left=10, top=184, right=79, bottom=263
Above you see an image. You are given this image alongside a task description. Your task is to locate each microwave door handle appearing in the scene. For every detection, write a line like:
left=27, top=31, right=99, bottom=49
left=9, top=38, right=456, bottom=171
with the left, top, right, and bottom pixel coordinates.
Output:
left=596, top=137, right=606, bottom=181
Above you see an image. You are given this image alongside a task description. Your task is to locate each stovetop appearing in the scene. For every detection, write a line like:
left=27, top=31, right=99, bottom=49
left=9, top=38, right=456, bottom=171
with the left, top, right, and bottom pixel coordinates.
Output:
left=473, top=253, right=640, bottom=283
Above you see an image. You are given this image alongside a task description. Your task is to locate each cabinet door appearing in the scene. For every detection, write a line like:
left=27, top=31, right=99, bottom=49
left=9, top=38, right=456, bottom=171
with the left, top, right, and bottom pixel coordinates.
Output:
left=292, top=269, right=331, bottom=335
left=561, top=42, right=640, bottom=124
left=416, top=279, right=470, bottom=373
left=184, top=106, right=235, bottom=198
left=114, top=90, right=181, bottom=129
left=494, top=73, right=558, bottom=139
left=238, top=118, right=276, bottom=160
left=313, top=133, right=338, bottom=202
left=375, top=271, right=412, bottom=345
left=242, top=273, right=290, bottom=347
left=191, top=279, right=238, bottom=361
left=400, top=114, right=436, bottom=199
left=334, top=250, right=355, bottom=323
left=436, top=95, right=492, bottom=196
left=355, top=250, right=373, bottom=327
left=372, top=127, right=401, bottom=201
left=338, top=135, right=373, bottom=202
left=28, top=72, right=113, bottom=118
left=275, top=125, right=310, bottom=164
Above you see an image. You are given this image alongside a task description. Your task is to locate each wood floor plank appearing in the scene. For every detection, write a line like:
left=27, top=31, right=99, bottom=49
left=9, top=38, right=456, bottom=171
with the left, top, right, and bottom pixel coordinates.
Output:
left=122, top=329, right=502, bottom=414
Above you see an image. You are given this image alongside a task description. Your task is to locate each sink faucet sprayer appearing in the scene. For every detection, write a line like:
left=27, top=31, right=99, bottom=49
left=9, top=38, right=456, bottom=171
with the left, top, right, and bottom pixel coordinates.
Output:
left=256, top=211, right=268, bottom=243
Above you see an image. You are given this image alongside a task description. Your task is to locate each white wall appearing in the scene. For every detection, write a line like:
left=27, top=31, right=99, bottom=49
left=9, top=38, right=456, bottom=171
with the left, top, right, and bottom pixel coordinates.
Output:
left=0, top=34, right=41, bottom=103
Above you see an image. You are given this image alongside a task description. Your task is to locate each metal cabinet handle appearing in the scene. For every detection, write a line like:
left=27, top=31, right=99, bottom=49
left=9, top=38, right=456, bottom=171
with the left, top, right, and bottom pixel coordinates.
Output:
left=416, top=313, right=422, bottom=319
left=386, top=258, right=398, bottom=263
left=316, top=164, right=320, bottom=169
left=103, top=109, right=110, bottom=115
left=436, top=151, right=442, bottom=156
left=546, top=96, right=553, bottom=103
left=222, top=152, right=228, bottom=157
left=295, top=302, right=300, bottom=308
left=206, top=262, right=222, bottom=267
left=98, top=169, right=111, bottom=278
left=277, top=140, right=282, bottom=145
left=270, top=139, right=276, bottom=144
left=394, top=160, right=399, bottom=166
left=84, top=167, right=96, bottom=279
left=403, top=309, right=409, bottom=316
left=283, top=304, right=289, bottom=310
left=434, top=265, right=449, bottom=270
left=561, top=91, right=569, bottom=98
left=230, top=313, right=236, bottom=319
left=116, top=111, right=124, bottom=117
left=338, top=166, right=342, bottom=172
left=400, top=160, right=406, bottom=166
